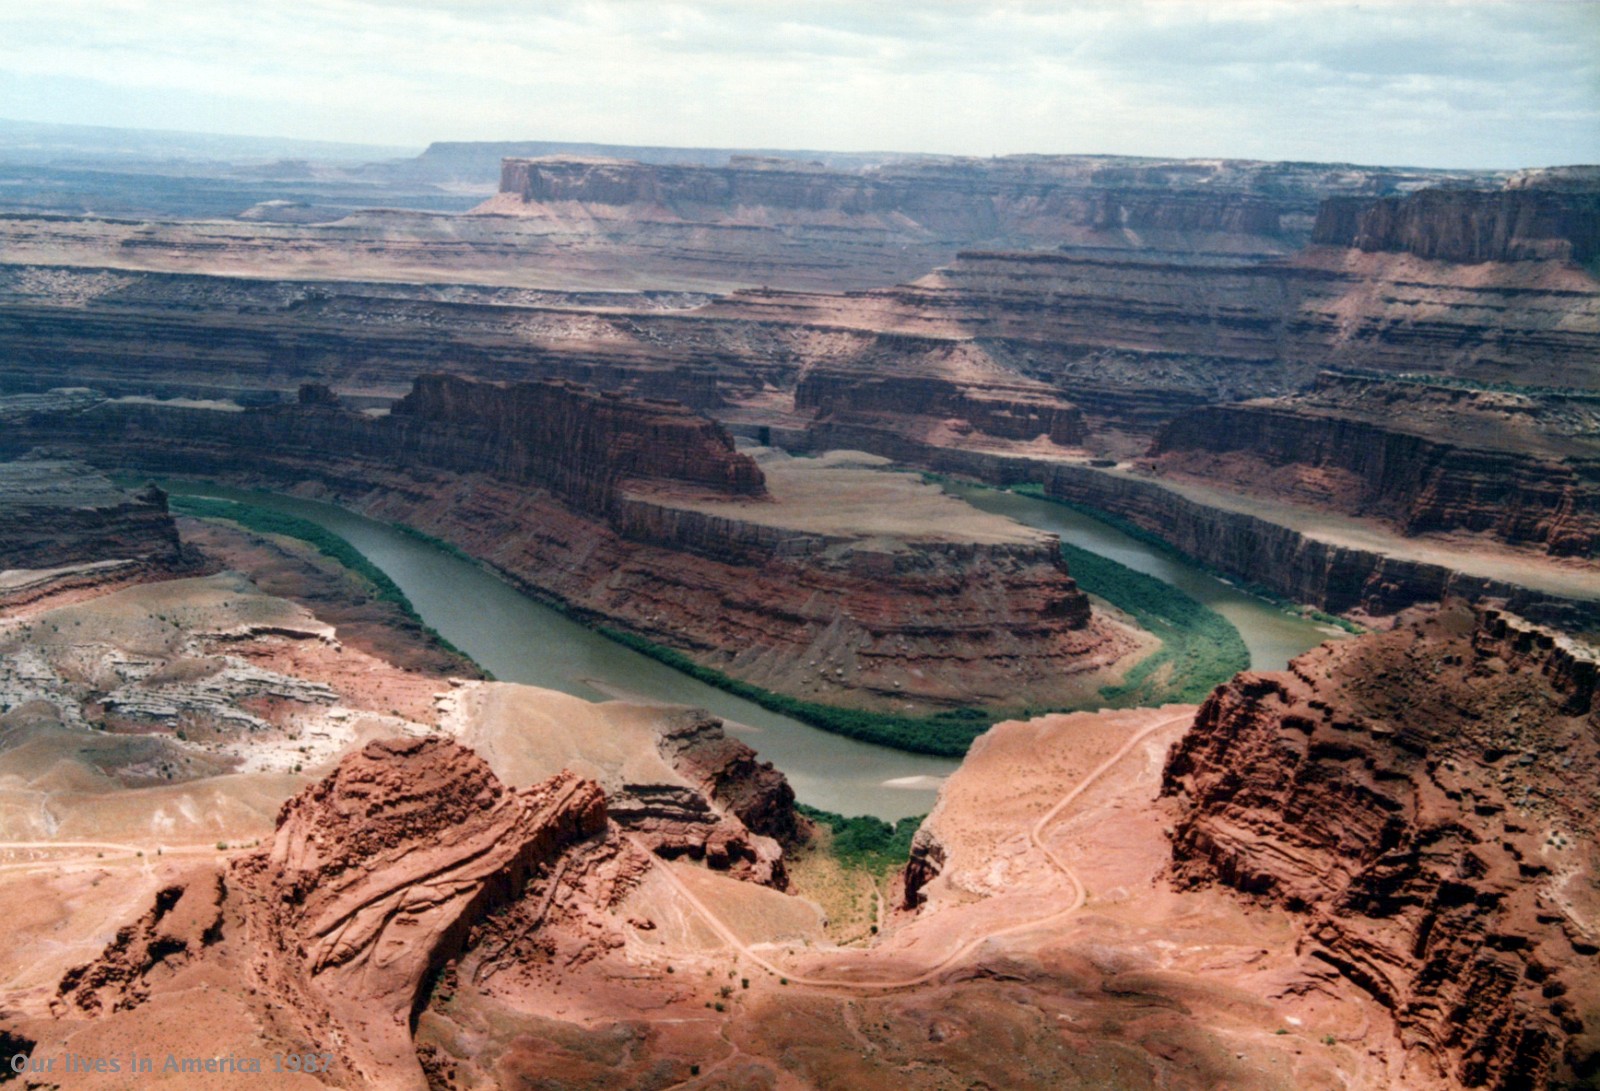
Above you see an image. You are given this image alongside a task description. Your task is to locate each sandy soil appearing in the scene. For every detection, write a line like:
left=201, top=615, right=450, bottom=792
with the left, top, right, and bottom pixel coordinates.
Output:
left=0, top=564, right=1414, bottom=1088
left=395, top=699, right=1422, bottom=1090
left=177, top=517, right=481, bottom=679
left=633, top=447, right=1050, bottom=546
left=441, top=682, right=693, bottom=794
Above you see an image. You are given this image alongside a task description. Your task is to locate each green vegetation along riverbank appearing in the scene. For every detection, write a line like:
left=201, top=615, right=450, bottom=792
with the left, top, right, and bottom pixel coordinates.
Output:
left=598, top=627, right=999, bottom=756
left=1008, top=483, right=1362, bottom=635
left=167, top=485, right=1250, bottom=758
left=1058, top=540, right=1249, bottom=705
left=796, top=803, right=924, bottom=875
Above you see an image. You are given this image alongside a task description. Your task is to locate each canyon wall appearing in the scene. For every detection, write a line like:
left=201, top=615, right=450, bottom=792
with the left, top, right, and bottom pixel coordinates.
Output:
left=1163, top=605, right=1600, bottom=1090
left=1151, top=374, right=1600, bottom=557
left=1027, top=461, right=1600, bottom=631
left=793, top=334, right=1089, bottom=452
left=386, top=374, right=766, bottom=513
left=0, top=382, right=1112, bottom=715
left=2, top=168, right=1595, bottom=464
left=1313, top=170, right=1600, bottom=264
left=0, top=457, right=184, bottom=572
left=495, top=154, right=1489, bottom=253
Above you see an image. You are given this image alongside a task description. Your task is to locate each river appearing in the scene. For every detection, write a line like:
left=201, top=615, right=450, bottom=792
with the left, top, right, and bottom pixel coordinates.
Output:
left=164, top=482, right=1335, bottom=820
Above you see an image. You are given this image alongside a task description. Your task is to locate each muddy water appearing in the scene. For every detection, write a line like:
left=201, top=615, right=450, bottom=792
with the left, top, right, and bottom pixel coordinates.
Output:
left=941, top=482, right=1340, bottom=671
left=167, top=483, right=954, bottom=819
left=166, top=482, right=1336, bottom=819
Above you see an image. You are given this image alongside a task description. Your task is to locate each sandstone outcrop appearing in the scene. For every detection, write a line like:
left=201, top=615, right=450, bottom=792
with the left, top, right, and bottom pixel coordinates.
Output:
left=1029, top=459, right=1600, bottom=631
left=442, top=685, right=805, bottom=889
left=655, top=709, right=800, bottom=847
left=56, top=874, right=227, bottom=1016
left=794, top=336, right=1089, bottom=456
left=1151, top=372, right=1600, bottom=556
left=236, top=739, right=606, bottom=1085
left=386, top=373, right=766, bottom=512
left=1163, top=604, right=1600, bottom=1090
left=51, top=737, right=608, bottom=1089
left=1313, top=171, right=1600, bottom=265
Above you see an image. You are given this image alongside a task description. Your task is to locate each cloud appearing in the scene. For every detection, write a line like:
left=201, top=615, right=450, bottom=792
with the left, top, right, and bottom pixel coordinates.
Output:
left=0, top=0, right=1593, bottom=167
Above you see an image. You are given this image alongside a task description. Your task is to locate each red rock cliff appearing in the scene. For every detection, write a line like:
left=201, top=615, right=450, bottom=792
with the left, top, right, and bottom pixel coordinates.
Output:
left=1312, top=172, right=1600, bottom=265
left=54, top=737, right=609, bottom=1089
left=388, top=373, right=765, bottom=513
left=1162, top=605, right=1600, bottom=1090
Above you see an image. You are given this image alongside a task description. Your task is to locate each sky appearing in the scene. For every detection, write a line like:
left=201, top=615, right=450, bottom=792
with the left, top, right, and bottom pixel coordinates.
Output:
left=0, top=0, right=1595, bottom=169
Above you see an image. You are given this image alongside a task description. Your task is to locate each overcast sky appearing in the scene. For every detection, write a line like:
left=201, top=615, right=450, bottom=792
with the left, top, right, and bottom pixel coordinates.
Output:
left=1, top=1, right=1595, bottom=168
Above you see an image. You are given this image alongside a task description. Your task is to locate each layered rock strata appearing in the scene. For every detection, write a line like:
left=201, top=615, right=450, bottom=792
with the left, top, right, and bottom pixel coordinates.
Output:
left=384, top=373, right=767, bottom=512
left=793, top=334, right=1089, bottom=455
left=3, top=169, right=1595, bottom=460
left=0, top=454, right=193, bottom=608
left=0, top=455, right=183, bottom=572
left=1152, top=372, right=1600, bottom=557
left=448, top=685, right=798, bottom=888
left=1163, top=605, right=1600, bottom=1090
left=491, top=154, right=1490, bottom=256
left=1313, top=168, right=1600, bottom=264
left=51, top=737, right=610, bottom=1089
left=709, top=225, right=1599, bottom=459
left=1030, top=460, right=1600, bottom=631
left=0, top=381, right=1114, bottom=712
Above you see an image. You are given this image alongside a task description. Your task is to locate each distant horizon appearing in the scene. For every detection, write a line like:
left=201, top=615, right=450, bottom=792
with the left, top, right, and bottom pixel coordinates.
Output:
left=3, top=113, right=1593, bottom=177
left=2, top=2, right=1596, bottom=173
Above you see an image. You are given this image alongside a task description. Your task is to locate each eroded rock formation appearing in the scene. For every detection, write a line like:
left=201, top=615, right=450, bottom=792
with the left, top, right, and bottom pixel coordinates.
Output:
left=0, top=455, right=183, bottom=573
left=388, top=373, right=766, bottom=511
left=1313, top=169, right=1600, bottom=265
left=1027, top=459, right=1600, bottom=631
left=1163, top=604, right=1600, bottom=1090
left=1151, top=372, right=1600, bottom=557
left=491, top=154, right=1488, bottom=256
left=0, top=379, right=1115, bottom=714
left=237, top=739, right=606, bottom=1084
left=51, top=737, right=608, bottom=1089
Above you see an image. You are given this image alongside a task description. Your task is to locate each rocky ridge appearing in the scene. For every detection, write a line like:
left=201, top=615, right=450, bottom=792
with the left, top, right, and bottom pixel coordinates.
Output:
left=491, top=154, right=1494, bottom=255
left=1029, top=459, right=1600, bottom=631
left=1162, top=604, right=1600, bottom=1090
left=385, top=373, right=767, bottom=512
left=47, top=737, right=611, bottom=1089
left=0, top=454, right=195, bottom=610
left=0, top=456, right=183, bottom=573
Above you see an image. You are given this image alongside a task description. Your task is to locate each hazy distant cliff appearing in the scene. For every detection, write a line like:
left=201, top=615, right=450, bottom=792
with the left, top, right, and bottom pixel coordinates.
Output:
left=492, top=153, right=1497, bottom=253
left=1312, top=171, right=1600, bottom=264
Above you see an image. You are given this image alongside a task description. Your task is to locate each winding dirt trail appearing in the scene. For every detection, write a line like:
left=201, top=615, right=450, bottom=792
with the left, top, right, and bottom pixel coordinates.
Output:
left=0, top=839, right=231, bottom=873
left=641, top=711, right=1189, bottom=992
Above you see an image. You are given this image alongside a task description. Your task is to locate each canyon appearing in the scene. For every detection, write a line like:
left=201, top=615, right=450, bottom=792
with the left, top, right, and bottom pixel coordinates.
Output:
left=12, top=533, right=1591, bottom=1087
left=0, top=378, right=1133, bottom=720
left=1, top=131, right=1597, bottom=1091
left=0, top=457, right=193, bottom=610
